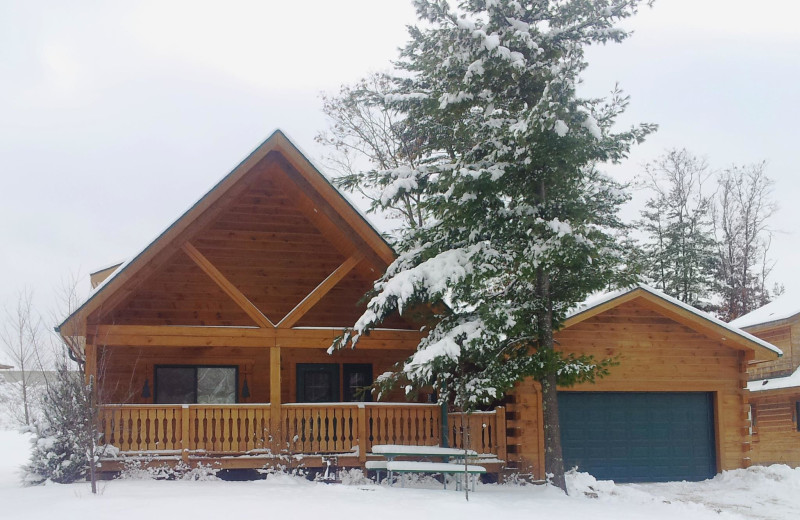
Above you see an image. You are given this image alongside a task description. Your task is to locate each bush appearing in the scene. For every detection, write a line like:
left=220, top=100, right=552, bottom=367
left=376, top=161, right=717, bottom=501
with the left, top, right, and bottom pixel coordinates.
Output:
left=22, top=360, right=96, bottom=485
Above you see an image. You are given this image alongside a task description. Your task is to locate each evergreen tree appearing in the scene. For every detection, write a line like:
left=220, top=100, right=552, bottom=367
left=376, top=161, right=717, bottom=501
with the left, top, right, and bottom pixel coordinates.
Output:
left=637, top=149, right=717, bottom=309
left=23, top=357, right=101, bottom=490
left=335, top=0, right=653, bottom=491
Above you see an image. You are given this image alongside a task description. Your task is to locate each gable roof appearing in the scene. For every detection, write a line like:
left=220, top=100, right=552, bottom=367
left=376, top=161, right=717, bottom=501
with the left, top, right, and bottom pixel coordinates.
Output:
left=729, top=292, right=800, bottom=329
left=57, top=129, right=396, bottom=338
left=564, top=284, right=782, bottom=361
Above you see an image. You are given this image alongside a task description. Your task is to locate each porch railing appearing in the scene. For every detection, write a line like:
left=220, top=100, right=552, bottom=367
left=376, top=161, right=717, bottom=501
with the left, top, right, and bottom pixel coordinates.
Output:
left=98, top=403, right=506, bottom=461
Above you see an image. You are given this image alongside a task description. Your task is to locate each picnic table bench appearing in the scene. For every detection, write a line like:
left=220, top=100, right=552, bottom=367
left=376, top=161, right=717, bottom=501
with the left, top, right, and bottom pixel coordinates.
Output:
left=368, top=444, right=485, bottom=491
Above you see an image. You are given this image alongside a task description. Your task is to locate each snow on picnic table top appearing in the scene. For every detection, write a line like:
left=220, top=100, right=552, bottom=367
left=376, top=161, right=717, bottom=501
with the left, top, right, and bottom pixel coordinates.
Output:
left=371, top=445, right=477, bottom=456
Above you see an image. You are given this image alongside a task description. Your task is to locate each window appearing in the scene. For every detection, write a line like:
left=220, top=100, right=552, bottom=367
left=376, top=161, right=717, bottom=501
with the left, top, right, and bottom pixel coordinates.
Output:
left=749, top=403, right=758, bottom=435
left=295, top=363, right=373, bottom=403
left=343, top=364, right=372, bottom=402
left=296, top=364, right=339, bottom=403
left=155, top=366, right=237, bottom=404
left=796, top=401, right=800, bottom=432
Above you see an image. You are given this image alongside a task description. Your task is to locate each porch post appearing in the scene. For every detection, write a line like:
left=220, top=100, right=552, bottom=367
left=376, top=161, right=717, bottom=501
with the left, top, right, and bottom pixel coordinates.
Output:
left=270, top=346, right=282, bottom=453
left=84, top=341, right=97, bottom=386
left=441, top=401, right=449, bottom=448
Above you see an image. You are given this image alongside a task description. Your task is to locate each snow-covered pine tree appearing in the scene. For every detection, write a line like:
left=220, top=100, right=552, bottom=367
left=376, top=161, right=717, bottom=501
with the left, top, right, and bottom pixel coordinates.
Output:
left=638, top=149, right=718, bottom=310
left=23, top=357, right=101, bottom=489
left=334, top=0, right=653, bottom=491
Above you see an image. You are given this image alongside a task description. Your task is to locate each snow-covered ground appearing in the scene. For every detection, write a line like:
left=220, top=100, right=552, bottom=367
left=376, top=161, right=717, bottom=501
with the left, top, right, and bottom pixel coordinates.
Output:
left=0, top=428, right=798, bottom=520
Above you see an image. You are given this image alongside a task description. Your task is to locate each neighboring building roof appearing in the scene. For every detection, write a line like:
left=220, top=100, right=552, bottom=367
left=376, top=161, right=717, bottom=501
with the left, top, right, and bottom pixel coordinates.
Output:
left=565, top=283, right=783, bottom=360
left=56, top=129, right=397, bottom=340
left=729, top=293, right=799, bottom=329
left=747, top=366, right=800, bottom=393
left=0, top=363, right=12, bottom=370
left=89, top=262, right=124, bottom=289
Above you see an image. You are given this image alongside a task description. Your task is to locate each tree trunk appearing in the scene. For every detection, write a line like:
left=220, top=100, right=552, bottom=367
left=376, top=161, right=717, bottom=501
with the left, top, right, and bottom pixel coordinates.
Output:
left=536, top=267, right=568, bottom=493
left=541, top=371, right=566, bottom=492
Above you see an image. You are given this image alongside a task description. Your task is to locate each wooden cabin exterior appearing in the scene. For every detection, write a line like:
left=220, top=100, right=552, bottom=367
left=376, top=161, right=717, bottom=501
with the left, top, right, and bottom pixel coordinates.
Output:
left=57, top=131, right=506, bottom=474
left=58, top=131, right=779, bottom=482
left=504, top=287, right=780, bottom=482
left=730, top=301, right=800, bottom=468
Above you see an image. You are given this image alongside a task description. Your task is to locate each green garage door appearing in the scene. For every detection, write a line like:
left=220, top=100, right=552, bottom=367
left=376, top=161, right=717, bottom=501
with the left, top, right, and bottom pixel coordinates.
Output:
left=558, top=392, right=716, bottom=483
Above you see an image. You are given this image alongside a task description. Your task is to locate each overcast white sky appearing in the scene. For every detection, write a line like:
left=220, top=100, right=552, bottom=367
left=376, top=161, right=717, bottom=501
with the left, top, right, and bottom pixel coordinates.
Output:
left=1, top=0, right=799, bottom=330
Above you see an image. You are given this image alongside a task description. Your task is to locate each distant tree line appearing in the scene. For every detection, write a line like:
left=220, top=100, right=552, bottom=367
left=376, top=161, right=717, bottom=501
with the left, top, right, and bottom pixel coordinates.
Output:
left=635, top=148, right=780, bottom=321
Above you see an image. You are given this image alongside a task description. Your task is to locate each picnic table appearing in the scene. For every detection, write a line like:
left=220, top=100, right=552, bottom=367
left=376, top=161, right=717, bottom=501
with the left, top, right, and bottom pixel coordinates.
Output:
left=368, top=444, right=485, bottom=491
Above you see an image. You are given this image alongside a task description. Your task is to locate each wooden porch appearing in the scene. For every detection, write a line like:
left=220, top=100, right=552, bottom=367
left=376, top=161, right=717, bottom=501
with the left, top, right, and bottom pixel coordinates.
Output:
left=97, top=402, right=507, bottom=471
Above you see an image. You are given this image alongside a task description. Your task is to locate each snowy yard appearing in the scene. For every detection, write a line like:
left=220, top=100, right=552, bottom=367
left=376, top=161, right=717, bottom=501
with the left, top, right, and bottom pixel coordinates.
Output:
left=0, top=430, right=798, bottom=520
left=0, top=430, right=800, bottom=520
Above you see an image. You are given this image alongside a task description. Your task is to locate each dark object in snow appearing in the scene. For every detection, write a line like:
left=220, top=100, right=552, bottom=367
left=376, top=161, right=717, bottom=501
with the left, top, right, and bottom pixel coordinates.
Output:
left=320, top=456, right=340, bottom=484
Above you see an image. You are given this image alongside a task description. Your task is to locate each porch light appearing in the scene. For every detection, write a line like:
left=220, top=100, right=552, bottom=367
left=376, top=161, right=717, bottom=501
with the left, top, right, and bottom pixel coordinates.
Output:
left=241, top=377, right=250, bottom=399
left=141, top=378, right=151, bottom=399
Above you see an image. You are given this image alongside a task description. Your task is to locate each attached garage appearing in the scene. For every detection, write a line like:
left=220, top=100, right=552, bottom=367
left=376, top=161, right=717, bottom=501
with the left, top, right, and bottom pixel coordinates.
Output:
left=559, top=391, right=717, bottom=482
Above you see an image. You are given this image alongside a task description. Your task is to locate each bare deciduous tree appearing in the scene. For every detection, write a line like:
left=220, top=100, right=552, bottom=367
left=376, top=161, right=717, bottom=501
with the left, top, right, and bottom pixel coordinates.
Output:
left=1, top=289, right=45, bottom=425
left=714, top=162, right=778, bottom=321
left=316, top=72, right=430, bottom=230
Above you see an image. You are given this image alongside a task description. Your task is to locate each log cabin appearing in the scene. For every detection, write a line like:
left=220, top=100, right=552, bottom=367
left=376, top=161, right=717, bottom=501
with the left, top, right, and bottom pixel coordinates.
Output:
left=57, top=130, right=781, bottom=482
left=730, top=298, right=800, bottom=468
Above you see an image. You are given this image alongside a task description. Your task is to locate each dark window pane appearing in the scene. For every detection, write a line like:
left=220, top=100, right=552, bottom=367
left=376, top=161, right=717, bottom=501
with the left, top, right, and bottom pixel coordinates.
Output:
left=197, top=367, right=236, bottom=404
left=297, top=364, right=339, bottom=403
left=343, top=364, right=372, bottom=402
left=156, top=367, right=196, bottom=404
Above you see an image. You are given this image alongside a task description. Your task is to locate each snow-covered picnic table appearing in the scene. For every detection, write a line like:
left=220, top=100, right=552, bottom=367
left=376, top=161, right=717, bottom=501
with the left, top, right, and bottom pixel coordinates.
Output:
left=371, top=444, right=478, bottom=459
left=368, top=445, right=485, bottom=491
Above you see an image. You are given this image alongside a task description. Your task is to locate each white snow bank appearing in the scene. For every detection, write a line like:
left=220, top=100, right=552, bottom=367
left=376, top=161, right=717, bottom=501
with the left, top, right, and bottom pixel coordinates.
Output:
left=730, top=292, right=800, bottom=329
left=748, top=365, right=800, bottom=392
left=568, top=465, right=800, bottom=520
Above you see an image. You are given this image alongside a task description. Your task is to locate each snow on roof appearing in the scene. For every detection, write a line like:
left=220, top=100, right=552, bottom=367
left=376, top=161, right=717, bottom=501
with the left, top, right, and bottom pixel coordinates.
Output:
left=729, top=292, right=800, bottom=329
left=748, top=366, right=800, bottom=392
left=568, top=283, right=783, bottom=356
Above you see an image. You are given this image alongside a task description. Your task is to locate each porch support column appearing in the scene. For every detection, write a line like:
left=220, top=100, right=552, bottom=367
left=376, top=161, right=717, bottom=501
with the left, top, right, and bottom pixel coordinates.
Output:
left=270, top=346, right=282, bottom=453
left=84, top=341, right=97, bottom=387
left=441, top=401, right=449, bottom=448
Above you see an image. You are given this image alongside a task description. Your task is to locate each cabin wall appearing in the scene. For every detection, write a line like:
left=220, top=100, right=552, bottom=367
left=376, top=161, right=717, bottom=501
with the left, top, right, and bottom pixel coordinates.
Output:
left=507, top=299, right=750, bottom=479
left=281, top=347, right=417, bottom=403
left=96, top=345, right=271, bottom=405
left=749, top=391, right=800, bottom=466
left=96, top=344, right=416, bottom=405
left=746, top=323, right=797, bottom=380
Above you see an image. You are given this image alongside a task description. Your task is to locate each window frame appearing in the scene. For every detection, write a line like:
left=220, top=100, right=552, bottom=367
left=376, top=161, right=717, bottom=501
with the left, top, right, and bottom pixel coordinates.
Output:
left=796, top=401, right=800, bottom=432
left=154, top=364, right=239, bottom=404
left=342, top=363, right=373, bottom=402
left=296, top=363, right=340, bottom=403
